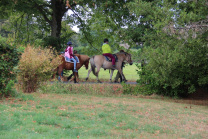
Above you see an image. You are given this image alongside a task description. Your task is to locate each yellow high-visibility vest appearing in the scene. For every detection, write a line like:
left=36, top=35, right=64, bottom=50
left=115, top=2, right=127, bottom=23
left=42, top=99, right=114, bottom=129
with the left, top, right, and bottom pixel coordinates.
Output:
left=102, top=43, right=112, bottom=54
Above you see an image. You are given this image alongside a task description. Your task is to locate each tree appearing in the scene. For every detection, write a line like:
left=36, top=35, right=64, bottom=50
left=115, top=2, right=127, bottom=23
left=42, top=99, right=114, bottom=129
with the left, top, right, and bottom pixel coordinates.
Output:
left=127, top=0, right=208, bottom=96
left=1, top=0, right=136, bottom=51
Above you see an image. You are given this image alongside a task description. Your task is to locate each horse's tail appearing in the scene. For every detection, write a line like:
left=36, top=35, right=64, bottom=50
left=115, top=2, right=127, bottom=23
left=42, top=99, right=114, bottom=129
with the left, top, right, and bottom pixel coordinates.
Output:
left=90, top=56, right=96, bottom=76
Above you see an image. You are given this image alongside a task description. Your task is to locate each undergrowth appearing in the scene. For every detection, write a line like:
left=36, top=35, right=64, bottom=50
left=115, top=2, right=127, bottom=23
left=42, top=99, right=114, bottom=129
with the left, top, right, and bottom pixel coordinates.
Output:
left=37, top=81, right=153, bottom=97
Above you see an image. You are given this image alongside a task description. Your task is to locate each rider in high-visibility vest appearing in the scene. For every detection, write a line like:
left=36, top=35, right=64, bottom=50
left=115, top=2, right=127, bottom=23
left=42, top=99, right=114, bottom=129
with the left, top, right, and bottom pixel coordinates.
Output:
left=102, top=38, right=115, bottom=68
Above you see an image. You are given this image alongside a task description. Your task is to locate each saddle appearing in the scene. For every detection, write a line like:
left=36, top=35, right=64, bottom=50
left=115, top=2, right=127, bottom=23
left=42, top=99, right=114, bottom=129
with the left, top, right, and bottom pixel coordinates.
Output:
left=104, top=54, right=118, bottom=62
left=65, top=56, right=80, bottom=63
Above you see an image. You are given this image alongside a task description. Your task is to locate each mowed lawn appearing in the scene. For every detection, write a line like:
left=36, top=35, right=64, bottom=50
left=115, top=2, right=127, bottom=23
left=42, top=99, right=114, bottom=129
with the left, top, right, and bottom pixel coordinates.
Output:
left=0, top=88, right=207, bottom=139
left=64, top=63, right=139, bottom=82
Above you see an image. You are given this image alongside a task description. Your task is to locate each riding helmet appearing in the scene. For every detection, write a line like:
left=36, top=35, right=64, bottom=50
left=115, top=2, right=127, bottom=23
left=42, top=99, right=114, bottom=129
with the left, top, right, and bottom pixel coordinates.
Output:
left=67, top=41, right=72, bottom=45
left=104, top=38, right=109, bottom=43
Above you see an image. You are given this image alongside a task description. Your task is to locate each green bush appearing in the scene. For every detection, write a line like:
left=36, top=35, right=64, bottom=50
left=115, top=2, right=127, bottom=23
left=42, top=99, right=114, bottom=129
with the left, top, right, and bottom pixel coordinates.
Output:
left=0, top=36, right=21, bottom=97
left=138, top=37, right=208, bottom=97
left=17, top=45, right=61, bottom=93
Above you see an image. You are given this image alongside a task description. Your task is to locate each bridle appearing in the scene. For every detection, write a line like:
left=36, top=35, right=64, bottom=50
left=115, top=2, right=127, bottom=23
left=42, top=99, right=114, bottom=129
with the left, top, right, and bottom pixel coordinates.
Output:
left=124, top=52, right=132, bottom=64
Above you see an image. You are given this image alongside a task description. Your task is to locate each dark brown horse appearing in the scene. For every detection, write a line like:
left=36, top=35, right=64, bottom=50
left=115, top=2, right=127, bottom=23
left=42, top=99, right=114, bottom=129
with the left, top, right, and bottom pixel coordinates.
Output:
left=54, top=54, right=90, bottom=83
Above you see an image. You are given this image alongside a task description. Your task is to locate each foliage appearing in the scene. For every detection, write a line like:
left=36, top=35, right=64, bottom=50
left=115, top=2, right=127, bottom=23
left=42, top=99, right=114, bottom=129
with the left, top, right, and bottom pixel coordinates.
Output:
left=42, top=36, right=63, bottom=51
left=137, top=35, right=208, bottom=97
left=2, top=0, right=137, bottom=51
left=0, top=13, right=47, bottom=45
left=17, top=45, right=61, bottom=93
left=0, top=36, right=20, bottom=97
left=126, top=0, right=208, bottom=97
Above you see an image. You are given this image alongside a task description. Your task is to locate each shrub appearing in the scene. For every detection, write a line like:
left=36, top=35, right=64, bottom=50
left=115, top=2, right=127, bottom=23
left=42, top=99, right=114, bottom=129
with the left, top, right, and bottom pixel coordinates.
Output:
left=17, top=45, right=61, bottom=93
left=0, top=36, right=20, bottom=97
left=138, top=37, right=208, bottom=97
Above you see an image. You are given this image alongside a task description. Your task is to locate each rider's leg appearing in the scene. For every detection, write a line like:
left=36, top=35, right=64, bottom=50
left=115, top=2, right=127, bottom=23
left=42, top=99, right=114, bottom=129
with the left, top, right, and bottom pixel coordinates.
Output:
left=70, top=58, right=77, bottom=72
left=103, top=53, right=115, bottom=67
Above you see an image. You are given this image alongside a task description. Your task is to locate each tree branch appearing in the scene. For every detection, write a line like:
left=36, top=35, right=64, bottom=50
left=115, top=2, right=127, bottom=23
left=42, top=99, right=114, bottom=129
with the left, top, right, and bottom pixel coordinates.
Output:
left=70, top=8, right=101, bottom=52
left=28, top=0, right=52, bottom=26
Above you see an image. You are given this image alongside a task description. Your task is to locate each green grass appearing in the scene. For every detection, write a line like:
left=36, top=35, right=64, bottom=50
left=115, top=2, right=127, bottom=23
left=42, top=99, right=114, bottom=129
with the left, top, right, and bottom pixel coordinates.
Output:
left=64, top=63, right=139, bottom=82
left=0, top=88, right=208, bottom=139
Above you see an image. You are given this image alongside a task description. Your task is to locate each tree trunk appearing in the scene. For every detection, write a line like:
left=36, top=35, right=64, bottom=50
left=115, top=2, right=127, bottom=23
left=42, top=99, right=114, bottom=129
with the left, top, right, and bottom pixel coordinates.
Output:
left=51, top=0, right=67, bottom=38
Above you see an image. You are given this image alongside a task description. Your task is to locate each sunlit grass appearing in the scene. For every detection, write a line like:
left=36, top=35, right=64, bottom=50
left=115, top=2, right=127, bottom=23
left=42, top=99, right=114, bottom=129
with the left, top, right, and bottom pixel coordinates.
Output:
left=64, top=63, right=139, bottom=82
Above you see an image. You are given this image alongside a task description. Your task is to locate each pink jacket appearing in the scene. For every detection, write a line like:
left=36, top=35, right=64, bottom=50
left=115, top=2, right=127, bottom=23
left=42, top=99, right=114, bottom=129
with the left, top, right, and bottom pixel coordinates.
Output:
left=65, top=46, right=73, bottom=58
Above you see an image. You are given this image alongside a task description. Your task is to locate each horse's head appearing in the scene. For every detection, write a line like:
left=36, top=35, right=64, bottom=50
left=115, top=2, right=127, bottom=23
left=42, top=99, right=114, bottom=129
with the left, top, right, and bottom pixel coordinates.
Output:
left=79, top=55, right=90, bottom=70
left=124, top=52, right=133, bottom=65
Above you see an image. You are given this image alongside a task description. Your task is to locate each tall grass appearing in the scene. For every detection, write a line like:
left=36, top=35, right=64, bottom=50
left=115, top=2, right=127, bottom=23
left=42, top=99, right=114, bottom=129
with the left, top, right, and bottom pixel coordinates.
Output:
left=39, top=82, right=122, bottom=97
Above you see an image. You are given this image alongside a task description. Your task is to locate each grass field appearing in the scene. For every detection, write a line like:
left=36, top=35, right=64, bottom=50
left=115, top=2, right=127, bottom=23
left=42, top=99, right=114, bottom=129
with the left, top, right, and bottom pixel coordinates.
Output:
left=63, top=63, right=139, bottom=82
left=0, top=82, right=208, bottom=139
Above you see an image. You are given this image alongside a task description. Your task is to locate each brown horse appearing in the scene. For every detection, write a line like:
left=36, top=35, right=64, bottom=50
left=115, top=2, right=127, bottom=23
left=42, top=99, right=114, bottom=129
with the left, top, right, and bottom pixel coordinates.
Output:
left=54, top=54, right=90, bottom=83
left=86, top=51, right=133, bottom=83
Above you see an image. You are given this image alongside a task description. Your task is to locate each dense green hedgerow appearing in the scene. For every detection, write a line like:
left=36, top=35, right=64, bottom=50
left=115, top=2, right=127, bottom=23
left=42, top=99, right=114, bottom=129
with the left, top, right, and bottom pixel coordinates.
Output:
left=0, top=36, right=21, bottom=97
left=138, top=37, right=208, bottom=97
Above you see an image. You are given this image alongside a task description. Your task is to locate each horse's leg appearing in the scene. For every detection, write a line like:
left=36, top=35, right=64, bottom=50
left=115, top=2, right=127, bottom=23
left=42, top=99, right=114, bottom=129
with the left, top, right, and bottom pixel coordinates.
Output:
left=114, top=62, right=123, bottom=83
left=52, top=67, right=58, bottom=80
left=76, top=72, right=79, bottom=83
left=52, top=68, right=58, bottom=79
left=114, top=71, right=121, bottom=83
left=67, top=73, right=74, bottom=81
left=117, top=68, right=127, bottom=83
left=96, top=66, right=102, bottom=83
left=86, top=68, right=92, bottom=81
left=58, top=67, right=64, bottom=81
left=73, top=72, right=79, bottom=83
left=69, top=74, right=75, bottom=82
left=110, top=69, right=114, bottom=83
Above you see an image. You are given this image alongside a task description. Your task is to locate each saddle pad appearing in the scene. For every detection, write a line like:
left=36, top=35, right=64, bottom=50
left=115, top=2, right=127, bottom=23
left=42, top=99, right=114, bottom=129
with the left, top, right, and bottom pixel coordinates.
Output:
left=65, top=56, right=80, bottom=63
left=104, top=54, right=118, bottom=62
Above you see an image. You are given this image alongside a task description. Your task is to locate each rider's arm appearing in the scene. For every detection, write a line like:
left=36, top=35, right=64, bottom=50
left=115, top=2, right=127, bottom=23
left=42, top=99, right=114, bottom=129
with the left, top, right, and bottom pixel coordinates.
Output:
left=65, top=48, right=68, bottom=52
left=69, top=47, right=73, bottom=57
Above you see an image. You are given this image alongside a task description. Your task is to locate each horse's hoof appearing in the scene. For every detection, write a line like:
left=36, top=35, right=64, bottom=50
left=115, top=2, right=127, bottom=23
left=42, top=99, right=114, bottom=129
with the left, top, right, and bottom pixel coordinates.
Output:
left=98, top=80, right=102, bottom=83
left=85, top=77, right=88, bottom=81
left=123, top=80, right=128, bottom=83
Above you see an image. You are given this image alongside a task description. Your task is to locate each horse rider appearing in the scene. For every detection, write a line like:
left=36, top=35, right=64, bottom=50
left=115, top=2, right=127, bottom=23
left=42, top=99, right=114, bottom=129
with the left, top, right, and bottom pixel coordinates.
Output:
left=65, top=41, right=78, bottom=72
left=102, top=38, right=116, bottom=68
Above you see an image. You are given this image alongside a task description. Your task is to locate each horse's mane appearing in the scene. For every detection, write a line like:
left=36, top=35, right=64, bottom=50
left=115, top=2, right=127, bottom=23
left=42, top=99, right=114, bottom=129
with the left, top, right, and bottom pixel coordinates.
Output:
left=115, top=51, right=129, bottom=56
left=75, top=54, right=90, bottom=62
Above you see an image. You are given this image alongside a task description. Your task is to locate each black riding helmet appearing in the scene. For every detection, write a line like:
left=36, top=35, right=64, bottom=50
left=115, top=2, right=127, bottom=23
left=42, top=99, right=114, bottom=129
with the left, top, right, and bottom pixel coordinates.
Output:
left=104, top=38, right=109, bottom=43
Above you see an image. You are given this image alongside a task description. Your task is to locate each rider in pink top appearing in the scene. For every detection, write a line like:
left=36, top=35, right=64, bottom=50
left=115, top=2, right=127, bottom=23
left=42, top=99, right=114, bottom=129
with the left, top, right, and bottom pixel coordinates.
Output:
left=65, top=41, right=77, bottom=72
left=65, top=45, right=73, bottom=58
